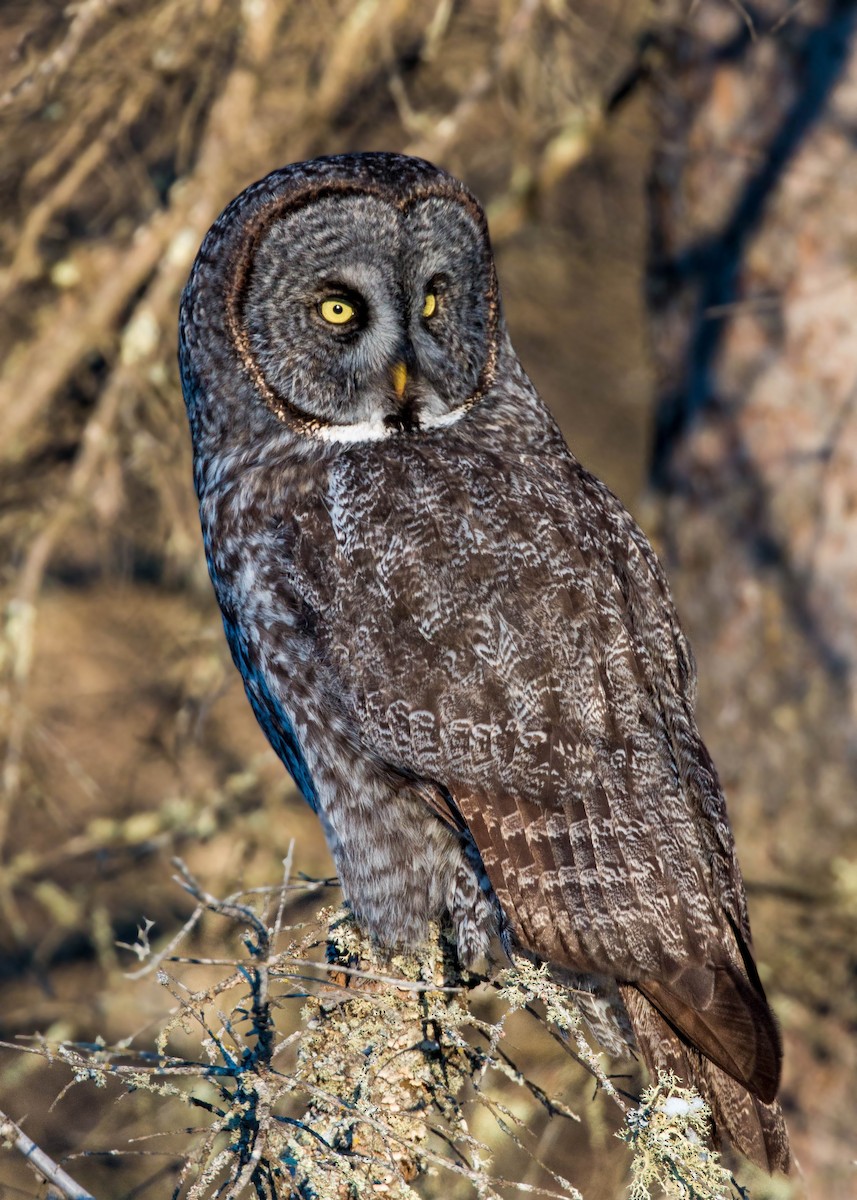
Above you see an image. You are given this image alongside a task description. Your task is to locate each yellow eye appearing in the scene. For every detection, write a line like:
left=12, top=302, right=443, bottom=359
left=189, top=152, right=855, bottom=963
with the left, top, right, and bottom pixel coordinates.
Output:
left=320, top=297, right=356, bottom=325
left=422, top=291, right=437, bottom=318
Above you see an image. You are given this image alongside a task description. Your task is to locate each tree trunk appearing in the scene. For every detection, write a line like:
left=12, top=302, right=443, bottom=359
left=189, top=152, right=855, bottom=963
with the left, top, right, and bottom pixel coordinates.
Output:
left=645, top=3, right=857, bottom=1190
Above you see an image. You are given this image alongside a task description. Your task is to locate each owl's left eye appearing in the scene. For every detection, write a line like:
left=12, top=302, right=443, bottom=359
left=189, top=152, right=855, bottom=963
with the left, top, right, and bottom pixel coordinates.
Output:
left=422, top=292, right=438, bottom=319
left=319, top=297, right=357, bottom=325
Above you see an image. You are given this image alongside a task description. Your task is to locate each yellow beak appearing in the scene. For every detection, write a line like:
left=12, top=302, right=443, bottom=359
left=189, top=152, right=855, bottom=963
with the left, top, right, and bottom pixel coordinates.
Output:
left=391, top=361, right=408, bottom=399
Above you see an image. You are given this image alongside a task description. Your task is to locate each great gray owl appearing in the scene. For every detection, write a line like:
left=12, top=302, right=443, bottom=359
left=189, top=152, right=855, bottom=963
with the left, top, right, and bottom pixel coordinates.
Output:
left=179, top=152, right=789, bottom=1172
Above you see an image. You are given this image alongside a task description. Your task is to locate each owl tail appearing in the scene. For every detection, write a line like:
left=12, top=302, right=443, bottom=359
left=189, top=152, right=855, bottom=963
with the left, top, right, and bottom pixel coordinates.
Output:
left=621, top=984, right=791, bottom=1173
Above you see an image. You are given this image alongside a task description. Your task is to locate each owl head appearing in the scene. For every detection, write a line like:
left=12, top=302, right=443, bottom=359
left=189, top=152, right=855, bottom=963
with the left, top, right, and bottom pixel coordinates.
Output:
left=180, top=153, right=506, bottom=471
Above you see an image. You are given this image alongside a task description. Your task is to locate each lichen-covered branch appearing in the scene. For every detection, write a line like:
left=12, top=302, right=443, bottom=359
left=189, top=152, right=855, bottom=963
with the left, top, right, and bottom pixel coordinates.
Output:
left=0, top=857, right=742, bottom=1200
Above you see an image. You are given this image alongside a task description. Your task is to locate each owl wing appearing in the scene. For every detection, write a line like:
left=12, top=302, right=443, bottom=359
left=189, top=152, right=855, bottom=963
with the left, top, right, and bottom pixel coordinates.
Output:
left=304, top=433, right=780, bottom=1103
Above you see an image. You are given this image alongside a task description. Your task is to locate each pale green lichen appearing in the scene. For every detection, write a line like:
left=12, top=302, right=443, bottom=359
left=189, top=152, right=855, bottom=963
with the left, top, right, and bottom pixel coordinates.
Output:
left=288, top=911, right=488, bottom=1199
left=620, top=1073, right=735, bottom=1200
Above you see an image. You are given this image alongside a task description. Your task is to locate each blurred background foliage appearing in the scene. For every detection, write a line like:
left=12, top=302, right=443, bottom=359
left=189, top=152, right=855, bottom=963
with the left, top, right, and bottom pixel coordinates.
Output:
left=0, top=0, right=855, bottom=1196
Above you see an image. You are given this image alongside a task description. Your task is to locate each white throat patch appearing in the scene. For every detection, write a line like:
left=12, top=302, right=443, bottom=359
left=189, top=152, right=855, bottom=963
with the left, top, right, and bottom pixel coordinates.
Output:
left=314, top=402, right=470, bottom=444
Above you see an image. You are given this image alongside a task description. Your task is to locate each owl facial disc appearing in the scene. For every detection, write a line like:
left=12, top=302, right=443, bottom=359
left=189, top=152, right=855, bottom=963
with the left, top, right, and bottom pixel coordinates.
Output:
left=214, top=169, right=500, bottom=441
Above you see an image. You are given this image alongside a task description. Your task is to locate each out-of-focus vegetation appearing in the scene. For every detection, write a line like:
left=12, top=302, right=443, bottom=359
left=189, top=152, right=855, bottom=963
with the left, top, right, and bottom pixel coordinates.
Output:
left=0, top=1, right=855, bottom=1197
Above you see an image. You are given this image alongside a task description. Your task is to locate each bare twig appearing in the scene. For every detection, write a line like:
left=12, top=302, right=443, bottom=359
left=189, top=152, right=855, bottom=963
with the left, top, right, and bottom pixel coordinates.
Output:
left=0, top=89, right=154, bottom=301
left=0, top=1109, right=96, bottom=1200
left=0, top=0, right=123, bottom=112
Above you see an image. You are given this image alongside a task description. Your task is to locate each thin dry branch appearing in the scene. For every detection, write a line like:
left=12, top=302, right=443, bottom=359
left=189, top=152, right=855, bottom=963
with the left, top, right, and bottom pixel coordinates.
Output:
left=0, top=1108, right=95, bottom=1200
left=0, top=207, right=184, bottom=459
left=0, top=88, right=155, bottom=301
left=0, top=0, right=124, bottom=112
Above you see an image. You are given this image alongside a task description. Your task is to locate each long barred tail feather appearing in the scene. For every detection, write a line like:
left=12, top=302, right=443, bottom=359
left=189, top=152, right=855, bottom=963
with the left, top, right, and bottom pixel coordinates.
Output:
left=621, top=984, right=790, bottom=1173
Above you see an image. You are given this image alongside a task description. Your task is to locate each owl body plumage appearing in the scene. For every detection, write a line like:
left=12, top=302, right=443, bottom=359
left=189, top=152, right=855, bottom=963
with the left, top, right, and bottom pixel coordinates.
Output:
left=180, top=152, right=789, bottom=1172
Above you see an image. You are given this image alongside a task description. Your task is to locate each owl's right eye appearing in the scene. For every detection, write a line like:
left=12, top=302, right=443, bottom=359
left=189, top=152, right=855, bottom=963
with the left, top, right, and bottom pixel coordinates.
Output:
left=319, top=297, right=357, bottom=325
